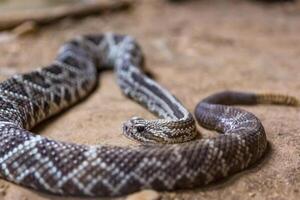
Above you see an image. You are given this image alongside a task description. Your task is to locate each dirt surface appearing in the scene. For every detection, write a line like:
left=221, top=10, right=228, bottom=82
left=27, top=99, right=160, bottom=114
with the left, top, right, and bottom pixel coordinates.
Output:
left=0, top=0, right=299, bottom=199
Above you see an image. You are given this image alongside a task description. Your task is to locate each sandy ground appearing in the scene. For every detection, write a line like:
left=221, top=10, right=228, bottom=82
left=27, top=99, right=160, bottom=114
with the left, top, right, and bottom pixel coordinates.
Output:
left=0, top=0, right=299, bottom=199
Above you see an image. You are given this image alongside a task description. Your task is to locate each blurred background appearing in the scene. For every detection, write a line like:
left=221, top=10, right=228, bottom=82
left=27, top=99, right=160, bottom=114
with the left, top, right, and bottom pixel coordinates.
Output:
left=0, top=0, right=299, bottom=200
left=0, top=0, right=78, bottom=11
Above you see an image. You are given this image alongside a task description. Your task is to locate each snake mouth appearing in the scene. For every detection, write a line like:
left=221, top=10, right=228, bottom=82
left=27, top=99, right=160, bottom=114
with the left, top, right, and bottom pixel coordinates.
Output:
left=122, top=123, right=129, bottom=133
left=122, top=121, right=142, bottom=143
left=122, top=121, right=133, bottom=136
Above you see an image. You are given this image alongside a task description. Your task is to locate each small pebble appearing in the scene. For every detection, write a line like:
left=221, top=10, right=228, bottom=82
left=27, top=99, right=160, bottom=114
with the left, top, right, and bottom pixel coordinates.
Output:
left=126, top=190, right=160, bottom=200
left=12, top=21, right=37, bottom=36
left=0, top=188, right=6, bottom=196
left=0, top=32, right=16, bottom=43
left=249, top=192, right=256, bottom=197
left=0, top=183, right=9, bottom=196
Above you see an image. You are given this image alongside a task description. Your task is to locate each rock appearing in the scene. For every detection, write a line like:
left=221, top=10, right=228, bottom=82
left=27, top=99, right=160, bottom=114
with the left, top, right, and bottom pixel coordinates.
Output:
left=126, top=190, right=160, bottom=200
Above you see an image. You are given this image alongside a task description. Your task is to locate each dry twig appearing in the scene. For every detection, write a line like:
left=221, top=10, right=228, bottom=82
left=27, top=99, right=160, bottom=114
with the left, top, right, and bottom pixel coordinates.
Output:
left=0, top=0, right=133, bottom=31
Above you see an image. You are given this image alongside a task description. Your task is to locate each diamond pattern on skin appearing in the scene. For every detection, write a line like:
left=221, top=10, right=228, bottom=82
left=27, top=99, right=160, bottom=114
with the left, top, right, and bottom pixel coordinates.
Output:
left=0, top=33, right=295, bottom=197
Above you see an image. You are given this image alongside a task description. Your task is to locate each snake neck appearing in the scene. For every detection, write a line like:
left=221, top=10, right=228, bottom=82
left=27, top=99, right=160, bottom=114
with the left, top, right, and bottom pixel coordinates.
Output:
left=62, top=33, right=198, bottom=144
left=89, top=33, right=198, bottom=144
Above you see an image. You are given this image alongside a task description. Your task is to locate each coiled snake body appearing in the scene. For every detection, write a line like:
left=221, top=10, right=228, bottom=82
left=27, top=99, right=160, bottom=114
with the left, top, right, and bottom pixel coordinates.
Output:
left=0, top=33, right=298, bottom=196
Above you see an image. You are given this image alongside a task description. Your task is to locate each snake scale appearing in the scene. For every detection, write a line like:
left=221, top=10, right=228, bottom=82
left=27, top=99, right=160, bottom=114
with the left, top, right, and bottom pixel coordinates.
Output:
left=0, top=33, right=298, bottom=197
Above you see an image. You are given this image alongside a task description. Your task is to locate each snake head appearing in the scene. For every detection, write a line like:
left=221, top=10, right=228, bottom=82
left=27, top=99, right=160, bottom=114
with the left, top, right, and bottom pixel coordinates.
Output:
left=122, top=116, right=158, bottom=144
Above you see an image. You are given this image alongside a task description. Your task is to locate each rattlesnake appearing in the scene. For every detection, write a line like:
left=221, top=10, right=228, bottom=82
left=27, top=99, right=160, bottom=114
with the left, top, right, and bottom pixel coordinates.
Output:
left=0, top=33, right=298, bottom=196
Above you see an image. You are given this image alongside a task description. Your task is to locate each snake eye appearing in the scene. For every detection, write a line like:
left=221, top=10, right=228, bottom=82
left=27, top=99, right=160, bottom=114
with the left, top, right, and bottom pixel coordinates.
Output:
left=136, top=125, right=145, bottom=132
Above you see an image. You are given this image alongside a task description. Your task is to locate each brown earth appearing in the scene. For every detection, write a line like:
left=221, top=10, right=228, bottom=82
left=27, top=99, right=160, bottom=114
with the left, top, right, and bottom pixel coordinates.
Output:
left=0, top=0, right=299, bottom=199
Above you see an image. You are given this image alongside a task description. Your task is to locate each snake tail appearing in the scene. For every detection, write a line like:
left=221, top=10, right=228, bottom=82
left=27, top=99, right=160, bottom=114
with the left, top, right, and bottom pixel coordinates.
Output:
left=255, top=93, right=299, bottom=106
left=194, top=90, right=298, bottom=180
left=200, top=90, right=299, bottom=106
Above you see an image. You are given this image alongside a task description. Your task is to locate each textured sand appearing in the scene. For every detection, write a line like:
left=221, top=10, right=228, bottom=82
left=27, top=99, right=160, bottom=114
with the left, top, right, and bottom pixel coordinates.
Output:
left=0, top=0, right=299, bottom=199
